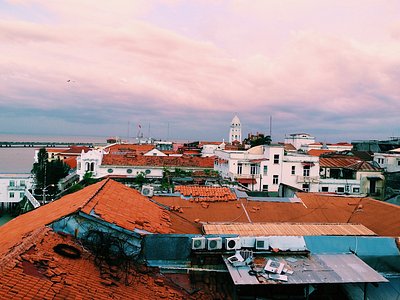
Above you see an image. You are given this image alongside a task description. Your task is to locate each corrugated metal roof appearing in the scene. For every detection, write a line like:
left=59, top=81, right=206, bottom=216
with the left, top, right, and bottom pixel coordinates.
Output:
left=203, top=223, right=376, bottom=236
left=223, top=254, right=388, bottom=286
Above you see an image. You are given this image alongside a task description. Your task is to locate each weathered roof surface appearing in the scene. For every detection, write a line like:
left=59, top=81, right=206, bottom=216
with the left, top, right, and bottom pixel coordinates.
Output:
left=308, top=149, right=335, bottom=157
left=63, top=156, right=77, bottom=169
left=175, top=185, right=237, bottom=202
left=0, top=179, right=172, bottom=257
left=203, top=223, right=376, bottom=236
left=102, top=154, right=214, bottom=168
left=105, top=143, right=155, bottom=153
left=0, top=228, right=191, bottom=299
left=320, top=157, right=359, bottom=168
left=155, top=193, right=400, bottom=236
left=299, top=193, right=400, bottom=237
left=346, top=160, right=381, bottom=171
left=224, top=254, right=387, bottom=286
left=348, top=198, right=400, bottom=237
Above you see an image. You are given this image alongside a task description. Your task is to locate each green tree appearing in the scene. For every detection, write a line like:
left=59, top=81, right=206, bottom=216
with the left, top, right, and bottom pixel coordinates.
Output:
left=31, top=148, right=71, bottom=190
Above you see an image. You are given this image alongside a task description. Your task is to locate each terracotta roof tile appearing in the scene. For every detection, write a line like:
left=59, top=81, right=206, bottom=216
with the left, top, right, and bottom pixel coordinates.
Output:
left=102, top=154, right=214, bottom=168
left=0, top=228, right=191, bottom=299
left=154, top=193, right=400, bottom=236
left=0, top=179, right=172, bottom=257
left=307, top=149, right=335, bottom=157
left=174, top=185, right=237, bottom=202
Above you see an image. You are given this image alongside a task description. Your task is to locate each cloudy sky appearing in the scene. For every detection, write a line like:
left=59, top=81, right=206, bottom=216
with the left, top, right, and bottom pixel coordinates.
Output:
left=1, top=0, right=399, bottom=142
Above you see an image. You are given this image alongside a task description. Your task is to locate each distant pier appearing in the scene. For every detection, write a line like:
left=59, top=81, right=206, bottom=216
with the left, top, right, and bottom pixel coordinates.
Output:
left=0, top=141, right=97, bottom=148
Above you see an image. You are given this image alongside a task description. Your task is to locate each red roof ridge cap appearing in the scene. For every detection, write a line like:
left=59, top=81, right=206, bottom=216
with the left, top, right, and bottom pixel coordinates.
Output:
left=79, top=178, right=111, bottom=211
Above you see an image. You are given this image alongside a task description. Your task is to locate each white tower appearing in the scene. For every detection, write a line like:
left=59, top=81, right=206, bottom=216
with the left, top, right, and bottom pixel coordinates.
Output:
left=229, top=115, right=242, bottom=143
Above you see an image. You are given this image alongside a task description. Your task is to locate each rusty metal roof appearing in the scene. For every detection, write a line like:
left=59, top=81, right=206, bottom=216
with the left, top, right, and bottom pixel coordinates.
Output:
left=203, top=223, right=376, bottom=236
left=223, top=253, right=388, bottom=285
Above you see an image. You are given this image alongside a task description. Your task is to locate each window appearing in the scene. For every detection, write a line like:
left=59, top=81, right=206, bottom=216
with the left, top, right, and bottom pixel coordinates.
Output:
left=302, top=184, right=310, bottom=192
left=398, top=160, right=400, bottom=166
left=237, top=163, right=242, bottom=174
left=353, top=187, right=360, bottom=193
left=90, top=162, right=95, bottom=172
left=153, top=153, right=157, bottom=156
left=127, top=169, right=133, bottom=174
left=77, top=162, right=81, bottom=170
left=20, top=180, right=25, bottom=187
left=274, top=154, right=280, bottom=164
left=377, top=158, right=384, bottom=164
left=250, top=164, right=258, bottom=175
left=303, top=165, right=310, bottom=177
left=107, top=168, right=113, bottom=173
left=273, top=175, right=279, bottom=185
left=337, top=187, right=345, bottom=193
left=291, top=166, right=295, bottom=175
left=9, top=192, right=14, bottom=198
left=321, top=186, right=329, bottom=192
left=20, top=192, right=25, bottom=198
left=263, top=166, right=268, bottom=175
left=9, top=180, right=15, bottom=187
left=262, top=185, right=268, bottom=191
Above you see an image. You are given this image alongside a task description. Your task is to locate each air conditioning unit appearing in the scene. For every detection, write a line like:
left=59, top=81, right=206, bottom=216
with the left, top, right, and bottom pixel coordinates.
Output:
left=255, top=237, right=270, bottom=250
left=192, top=237, right=206, bottom=250
left=207, top=237, right=223, bottom=250
left=225, top=237, right=241, bottom=250
left=141, top=185, right=154, bottom=197
left=240, top=237, right=255, bottom=248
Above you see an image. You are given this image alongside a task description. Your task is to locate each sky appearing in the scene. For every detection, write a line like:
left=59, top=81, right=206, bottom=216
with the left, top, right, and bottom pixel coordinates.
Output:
left=1, top=0, right=400, bottom=143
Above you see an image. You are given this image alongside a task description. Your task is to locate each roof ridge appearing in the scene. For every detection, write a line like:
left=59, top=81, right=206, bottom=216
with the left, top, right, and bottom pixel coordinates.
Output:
left=79, top=178, right=111, bottom=211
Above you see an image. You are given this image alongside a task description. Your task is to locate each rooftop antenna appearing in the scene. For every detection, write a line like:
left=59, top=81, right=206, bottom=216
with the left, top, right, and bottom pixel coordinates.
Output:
left=269, top=116, right=272, bottom=137
left=127, top=121, right=130, bottom=141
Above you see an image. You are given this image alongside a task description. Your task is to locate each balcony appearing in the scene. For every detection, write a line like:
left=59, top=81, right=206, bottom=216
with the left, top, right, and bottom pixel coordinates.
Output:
left=228, top=172, right=260, bottom=179
left=296, top=176, right=319, bottom=183
left=7, top=185, right=26, bottom=191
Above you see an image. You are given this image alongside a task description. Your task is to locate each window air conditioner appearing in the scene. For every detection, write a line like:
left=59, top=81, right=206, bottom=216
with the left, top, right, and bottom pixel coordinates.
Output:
left=255, top=237, right=270, bottom=250
left=225, top=237, right=241, bottom=250
left=192, top=237, right=206, bottom=250
left=207, top=237, right=223, bottom=250
left=141, top=185, right=154, bottom=197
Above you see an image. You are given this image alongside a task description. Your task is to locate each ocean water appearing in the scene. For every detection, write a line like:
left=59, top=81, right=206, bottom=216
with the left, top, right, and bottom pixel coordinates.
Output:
left=0, top=134, right=108, bottom=173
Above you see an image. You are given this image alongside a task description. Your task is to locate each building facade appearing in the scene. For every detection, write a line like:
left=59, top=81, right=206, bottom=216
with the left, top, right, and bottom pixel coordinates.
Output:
left=229, top=115, right=242, bottom=144
left=214, top=144, right=319, bottom=193
left=0, top=173, right=33, bottom=211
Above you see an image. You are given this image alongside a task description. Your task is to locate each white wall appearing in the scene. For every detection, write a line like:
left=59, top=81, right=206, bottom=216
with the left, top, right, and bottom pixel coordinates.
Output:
left=0, top=174, right=33, bottom=206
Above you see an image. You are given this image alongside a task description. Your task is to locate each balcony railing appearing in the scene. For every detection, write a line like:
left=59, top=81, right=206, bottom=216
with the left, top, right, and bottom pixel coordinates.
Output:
left=7, top=185, right=26, bottom=191
left=296, top=176, right=319, bottom=183
left=228, top=172, right=260, bottom=179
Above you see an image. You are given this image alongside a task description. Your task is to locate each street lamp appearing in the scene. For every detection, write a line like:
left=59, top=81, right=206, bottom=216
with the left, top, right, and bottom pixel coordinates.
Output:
left=42, top=184, right=55, bottom=205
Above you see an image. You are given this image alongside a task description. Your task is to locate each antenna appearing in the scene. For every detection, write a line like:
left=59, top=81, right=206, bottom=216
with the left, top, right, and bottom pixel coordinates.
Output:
left=269, top=116, right=272, bottom=137
left=127, top=121, right=130, bottom=141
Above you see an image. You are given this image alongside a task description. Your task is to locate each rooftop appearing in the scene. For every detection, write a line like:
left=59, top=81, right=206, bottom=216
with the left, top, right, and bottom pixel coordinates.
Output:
left=102, top=155, right=214, bottom=168
left=174, top=185, right=237, bottom=202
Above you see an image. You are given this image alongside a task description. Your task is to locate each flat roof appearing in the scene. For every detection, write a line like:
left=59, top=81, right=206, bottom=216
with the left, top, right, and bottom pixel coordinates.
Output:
left=223, top=254, right=388, bottom=286
left=203, top=223, right=376, bottom=236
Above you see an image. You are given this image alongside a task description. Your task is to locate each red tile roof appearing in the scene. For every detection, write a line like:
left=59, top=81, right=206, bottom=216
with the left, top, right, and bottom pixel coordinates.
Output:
left=175, top=185, right=237, bottom=202
left=0, top=228, right=195, bottom=299
left=102, top=155, right=214, bottom=168
left=154, top=193, right=400, bottom=236
left=63, top=156, right=77, bottom=169
left=319, top=157, right=360, bottom=168
left=0, top=179, right=172, bottom=257
left=308, top=149, right=335, bottom=157
left=105, top=144, right=155, bottom=154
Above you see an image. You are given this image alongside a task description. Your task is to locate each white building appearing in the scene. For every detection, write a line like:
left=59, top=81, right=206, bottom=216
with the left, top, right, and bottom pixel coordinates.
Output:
left=0, top=173, right=33, bottom=211
left=374, top=148, right=400, bottom=173
left=77, top=144, right=214, bottom=181
left=319, top=157, right=384, bottom=196
left=214, top=144, right=319, bottom=193
left=284, top=133, right=315, bottom=150
left=201, top=142, right=225, bottom=157
left=304, top=142, right=353, bottom=152
left=229, top=115, right=242, bottom=144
